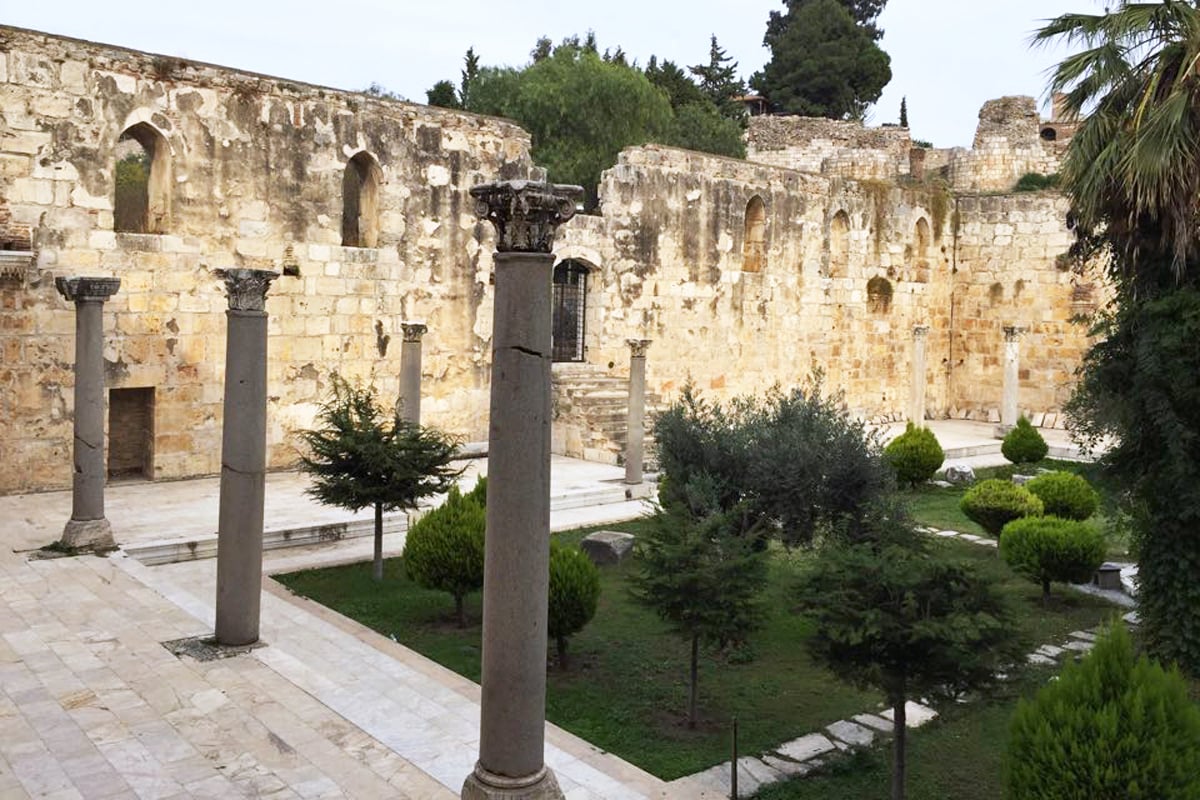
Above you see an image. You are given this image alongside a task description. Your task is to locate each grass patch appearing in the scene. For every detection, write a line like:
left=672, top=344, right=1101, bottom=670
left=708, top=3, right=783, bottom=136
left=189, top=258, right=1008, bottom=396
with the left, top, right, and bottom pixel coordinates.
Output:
left=275, top=520, right=1122, bottom=781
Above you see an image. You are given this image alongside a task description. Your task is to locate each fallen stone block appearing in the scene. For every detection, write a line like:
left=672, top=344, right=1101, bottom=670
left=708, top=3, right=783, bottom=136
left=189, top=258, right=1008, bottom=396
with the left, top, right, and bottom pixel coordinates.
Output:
left=579, top=530, right=635, bottom=565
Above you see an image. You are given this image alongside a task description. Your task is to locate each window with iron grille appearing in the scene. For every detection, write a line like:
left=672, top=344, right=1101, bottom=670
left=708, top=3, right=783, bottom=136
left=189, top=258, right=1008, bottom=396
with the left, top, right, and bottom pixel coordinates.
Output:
left=552, top=260, right=588, bottom=362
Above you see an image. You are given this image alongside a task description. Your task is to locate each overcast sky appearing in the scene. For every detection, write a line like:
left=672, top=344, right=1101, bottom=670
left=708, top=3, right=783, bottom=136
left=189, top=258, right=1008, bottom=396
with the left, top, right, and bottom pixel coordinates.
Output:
left=6, top=0, right=1105, bottom=148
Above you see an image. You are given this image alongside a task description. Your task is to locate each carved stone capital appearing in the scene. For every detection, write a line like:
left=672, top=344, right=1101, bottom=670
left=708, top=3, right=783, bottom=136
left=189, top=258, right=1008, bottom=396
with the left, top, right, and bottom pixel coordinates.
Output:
left=55, top=276, right=121, bottom=304
left=470, top=180, right=583, bottom=253
left=626, top=339, right=652, bottom=358
left=912, top=325, right=929, bottom=339
left=215, top=268, right=279, bottom=312
left=1002, top=325, right=1027, bottom=342
left=401, top=322, right=428, bottom=343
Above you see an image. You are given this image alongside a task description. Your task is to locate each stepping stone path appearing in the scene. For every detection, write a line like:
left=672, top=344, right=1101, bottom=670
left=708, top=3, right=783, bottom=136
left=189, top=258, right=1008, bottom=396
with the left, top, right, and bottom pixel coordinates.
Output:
left=670, top=526, right=1138, bottom=798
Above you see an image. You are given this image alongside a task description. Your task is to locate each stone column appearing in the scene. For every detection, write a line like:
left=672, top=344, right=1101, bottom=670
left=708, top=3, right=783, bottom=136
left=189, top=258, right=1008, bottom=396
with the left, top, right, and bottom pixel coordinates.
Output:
left=462, top=180, right=580, bottom=800
left=909, top=326, right=929, bottom=424
left=624, top=339, right=652, bottom=485
left=1000, top=325, right=1027, bottom=433
left=214, top=269, right=278, bottom=647
left=398, top=322, right=427, bottom=425
left=55, top=277, right=121, bottom=551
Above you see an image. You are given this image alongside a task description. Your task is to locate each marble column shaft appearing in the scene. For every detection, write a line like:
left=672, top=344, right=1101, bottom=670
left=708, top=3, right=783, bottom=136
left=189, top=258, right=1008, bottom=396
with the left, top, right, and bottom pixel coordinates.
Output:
left=1001, top=325, right=1025, bottom=429
left=399, top=323, right=427, bottom=425
left=214, top=269, right=278, bottom=647
left=463, top=180, right=580, bottom=800
left=909, top=326, right=928, bottom=425
left=55, top=277, right=121, bottom=550
left=624, top=339, right=651, bottom=485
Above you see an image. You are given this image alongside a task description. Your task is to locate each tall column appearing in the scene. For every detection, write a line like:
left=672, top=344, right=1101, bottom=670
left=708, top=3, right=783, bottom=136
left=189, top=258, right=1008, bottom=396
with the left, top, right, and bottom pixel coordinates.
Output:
left=462, top=180, right=580, bottom=800
left=1000, top=325, right=1027, bottom=432
left=624, top=339, right=652, bottom=485
left=55, top=277, right=121, bottom=551
left=214, top=268, right=278, bottom=647
left=398, top=322, right=427, bottom=424
left=909, top=326, right=929, bottom=424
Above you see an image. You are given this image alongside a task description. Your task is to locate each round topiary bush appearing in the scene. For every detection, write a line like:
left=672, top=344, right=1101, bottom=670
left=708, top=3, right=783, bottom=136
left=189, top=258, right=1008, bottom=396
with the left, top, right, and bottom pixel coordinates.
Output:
left=548, top=544, right=601, bottom=669
left=1002, top=416, right=1049, bottom=465
left=960, top=478, right=1044, bottom=536
left=402, top=485, right=486, bottom=627
left=1007, top=624, right=1200, bottom=799
left=1025, top=471, right=1099, bottom=521
left=1000, top=515, right=1105, bottom=601
left=884, top=422, right=945, bottom=487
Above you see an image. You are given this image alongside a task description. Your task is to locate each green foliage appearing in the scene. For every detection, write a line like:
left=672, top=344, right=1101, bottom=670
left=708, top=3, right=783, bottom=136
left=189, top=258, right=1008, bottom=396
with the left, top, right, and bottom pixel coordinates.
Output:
left=1001, top=416, right=1049, bottom=465
left=1006, top=624, right=1200, bottom=799
left=668, top=102, right=747, bottom=159
left=629, top=502, right=768, bottom=726
left=1013, top=172, right=1060, bottom=192
left=362, top=82, right=405, bottom=101
left=1025, top=471, right=1099, bottom=521
left=547, top=544, right=601, bottom=669
left=797, top=528, right=1023, bottom=800
left=114, top=151, right=149, bottom=233
left=297, top=375, right=462, bottom=581
left=688, top=35, right=746, bottom=121
left=654, top=381, right=893, bottom=546
left=899, top=95, right=908, bottom=127
left=425, top=79, right=461, bottom=109
left=883, top=422, right=945, bottom=487
left=402, top=482, right=486, bottom=626
left=959, top=479, right=1043, bottom=536
left=751, top=0, right=891, bottom=119
left=912, top=138, right=933, bottom=149
left=999, top=516, right=1105, bottom=601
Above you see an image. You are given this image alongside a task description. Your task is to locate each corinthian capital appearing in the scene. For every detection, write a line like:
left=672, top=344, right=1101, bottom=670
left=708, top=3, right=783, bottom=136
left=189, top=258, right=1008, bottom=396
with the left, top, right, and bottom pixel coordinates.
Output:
left=55, top=276, right=121, bottom=304
left=215, top=268, right=279, bottom=312
left=470, top=180, right=583, bottom=253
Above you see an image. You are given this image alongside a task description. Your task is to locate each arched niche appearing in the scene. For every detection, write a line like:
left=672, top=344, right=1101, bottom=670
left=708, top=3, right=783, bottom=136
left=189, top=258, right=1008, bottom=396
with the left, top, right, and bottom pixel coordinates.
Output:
left=342, top=151, right=383, bottom=248
left=114, top=122, right=171, bottom=234
left=743, top=195, right=766, bottom=273
left=828, top=210, right=850, bottom=277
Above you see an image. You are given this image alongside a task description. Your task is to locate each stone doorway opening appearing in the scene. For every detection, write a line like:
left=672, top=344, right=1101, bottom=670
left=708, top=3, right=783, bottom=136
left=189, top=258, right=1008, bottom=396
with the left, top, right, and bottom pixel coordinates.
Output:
left=108, top=387, right=155, bottom=480
left=552, top=259, right=588, bottom=362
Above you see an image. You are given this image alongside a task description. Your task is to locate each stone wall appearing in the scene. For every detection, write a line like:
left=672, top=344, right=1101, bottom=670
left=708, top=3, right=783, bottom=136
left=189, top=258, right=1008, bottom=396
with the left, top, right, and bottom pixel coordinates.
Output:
left=0, top=25, right=533, bottom=493
left=746, top=116, right=913, bottom=178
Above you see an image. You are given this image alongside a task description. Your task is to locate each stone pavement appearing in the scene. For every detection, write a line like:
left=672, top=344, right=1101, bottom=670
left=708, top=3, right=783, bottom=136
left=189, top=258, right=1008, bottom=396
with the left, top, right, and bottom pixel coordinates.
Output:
left=0, top=420, right=1093, bottom=799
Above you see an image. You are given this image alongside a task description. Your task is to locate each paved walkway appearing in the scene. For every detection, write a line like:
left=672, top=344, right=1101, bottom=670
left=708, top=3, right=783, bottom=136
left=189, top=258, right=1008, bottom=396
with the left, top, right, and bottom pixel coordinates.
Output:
left=0, top=420, right=1094, bottom=799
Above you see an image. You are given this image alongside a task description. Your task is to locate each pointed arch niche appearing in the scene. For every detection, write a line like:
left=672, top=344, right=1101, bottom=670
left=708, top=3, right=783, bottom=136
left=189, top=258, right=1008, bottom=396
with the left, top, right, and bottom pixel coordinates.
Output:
left=828, top=210, right=850, bottom=277
left=114, top=122, right=171, bottom=234
left=743, top=195, right=766, bottom=273
left=913, top=217, right=931, bottom=282
left=342, top=151, right=383, bottom=248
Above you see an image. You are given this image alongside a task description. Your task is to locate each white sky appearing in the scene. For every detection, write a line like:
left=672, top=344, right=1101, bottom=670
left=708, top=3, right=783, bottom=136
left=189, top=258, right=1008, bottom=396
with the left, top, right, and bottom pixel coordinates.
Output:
left=5, top=0, right=1106, bottom=148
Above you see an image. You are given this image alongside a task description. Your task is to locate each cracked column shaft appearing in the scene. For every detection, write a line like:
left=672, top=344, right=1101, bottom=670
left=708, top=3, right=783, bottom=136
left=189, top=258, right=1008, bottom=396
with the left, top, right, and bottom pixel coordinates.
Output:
left=463, top=180, right=580, bottom=800
left=55, top=277, right=121, bottom=550
left=624, top=339, right=651, bottom=486
left=399, top=323, right=427, bottom=425
left=214, top=268, right=278, bottom=647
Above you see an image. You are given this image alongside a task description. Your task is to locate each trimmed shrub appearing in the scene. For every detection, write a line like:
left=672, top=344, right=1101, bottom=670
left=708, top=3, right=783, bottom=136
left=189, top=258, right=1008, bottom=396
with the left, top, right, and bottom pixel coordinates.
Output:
left=960, top=479, right=1043, bottom=536
left=1002, top=416, right=1049, bottom=464
left=1013, top=171, right=1061, bottom=192
left=1000, top=515, right=1105, bottom=601
left=548, top=544, right=601, bottom=669
left=1006, top=624, right=1200, bottom=799
left=402, top=484, right=485, bottom=626
left=1025, top=471, right=1099, bottom=521
left=884, top=422, right=945, bottom=487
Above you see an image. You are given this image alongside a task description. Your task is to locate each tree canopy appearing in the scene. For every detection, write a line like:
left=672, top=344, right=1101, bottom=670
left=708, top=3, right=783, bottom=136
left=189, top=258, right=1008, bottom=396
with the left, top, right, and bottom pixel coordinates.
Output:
left=752, top=0, right=892, bottom=119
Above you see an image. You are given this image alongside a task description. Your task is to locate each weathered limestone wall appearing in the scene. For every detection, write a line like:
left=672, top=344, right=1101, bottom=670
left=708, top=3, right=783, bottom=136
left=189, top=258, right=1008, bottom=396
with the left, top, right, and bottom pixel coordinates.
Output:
left=746, top=116, right=913, bottom=178
left=0, top=26, right=532, bottom=493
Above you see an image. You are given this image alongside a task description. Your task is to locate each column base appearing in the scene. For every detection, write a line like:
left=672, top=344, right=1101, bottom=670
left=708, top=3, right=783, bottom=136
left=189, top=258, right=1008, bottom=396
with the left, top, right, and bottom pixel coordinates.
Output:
left=60, top=518, right=115, bottom=551
left=461, top=764, right=564, bottom=800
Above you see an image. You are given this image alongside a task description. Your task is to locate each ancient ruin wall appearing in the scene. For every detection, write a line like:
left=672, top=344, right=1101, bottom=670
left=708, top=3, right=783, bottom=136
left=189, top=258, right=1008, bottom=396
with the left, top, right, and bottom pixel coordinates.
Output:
left=0, top=26, right=533, bottom=493
left=746, top=115, right=913, bottom=178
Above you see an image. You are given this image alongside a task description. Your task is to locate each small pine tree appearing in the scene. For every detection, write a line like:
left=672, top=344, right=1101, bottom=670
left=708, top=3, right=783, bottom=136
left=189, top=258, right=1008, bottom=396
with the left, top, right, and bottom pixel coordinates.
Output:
left=1000, top=516, right=1106, bottom=602
left=1007, top=623, right=1200, bottom=799
left=899, top=95, right=909, bottom=128
left=402, top=482, right=486, bottom=626
left=548, top=544, right=601, bottom=669
left=883, top=422, right=944, bottom=487
left=1002, top=416, right=1049, bottom=464
left=630, top=501, right=768, bottom=727
left=297, top=375, right=462, bottom=582
left=1025, top=471, right=1099, bottom=520
left=960, top=479, right=1044, bottom=536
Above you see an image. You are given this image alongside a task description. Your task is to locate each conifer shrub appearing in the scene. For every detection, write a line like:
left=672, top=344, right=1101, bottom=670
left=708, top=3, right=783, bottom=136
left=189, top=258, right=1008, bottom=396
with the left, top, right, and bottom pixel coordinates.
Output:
left=548, top=544, right=601, bottom=669
left=959, top=478, right=1044, bottom=536
left=1007, top=624, right=1200, bottom=799
left=1025, top=470, right=1099, bottom=520
left=1002, top=416, right=1049, bottom=464
left=402, top=483, right=486, bottom=627
left=883, top=422, right=945, bottom=487
left=1000, top=515, right=1105, bottom=601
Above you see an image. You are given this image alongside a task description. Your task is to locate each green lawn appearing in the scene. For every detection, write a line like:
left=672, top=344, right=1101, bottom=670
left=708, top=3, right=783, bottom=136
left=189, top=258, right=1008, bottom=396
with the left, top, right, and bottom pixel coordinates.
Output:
left=275, top=518, right=1122, bottom=782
